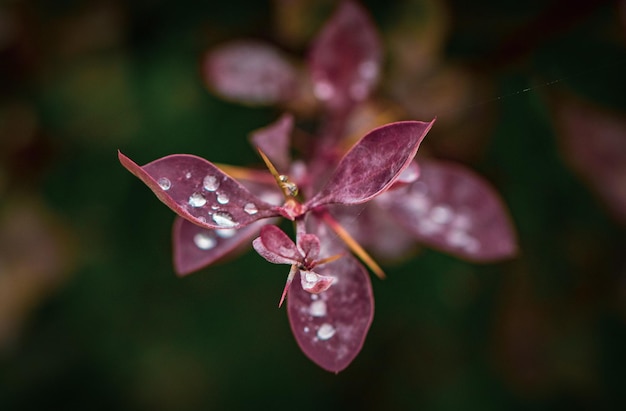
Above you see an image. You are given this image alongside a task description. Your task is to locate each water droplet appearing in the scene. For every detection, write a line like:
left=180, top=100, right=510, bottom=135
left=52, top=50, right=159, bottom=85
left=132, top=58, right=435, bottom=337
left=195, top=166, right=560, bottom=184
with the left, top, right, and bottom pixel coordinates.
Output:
left=301, top=271, right=319, bottom=290
left=430, top=205, right=453, bottom=225
left=244, top=202, right=258, bottom=215
left=451, top=212, right=472, bottom=230
left=203, top=175, right=219, bottom=191
left=447, top=230, right=469, bottom=248
left=317, top=323, right=336, bottom=340
left=157, top=177, right=171, bottom=191
left=301, top=271, right=333, bottom=293
left=278, top=175, right=299, bottom=197
left=185, top=172, right=192, bottom=179
left=212, top=212, right=237, bottom=228
left=314, top=81, right=334, bottom=101
left=447, top=230, right=480, bottom=253
left=197, top=216, right=206, bottom=223
left=216, top=228, right=237, bottom=238
left=309, top=300, right=327, bottom=317
left=194, top=232, right=216, bottom=250
left=188, top=192, right=207, bottom=207
left=216, top=193, right=230, bottom=204
left=304, top=327, right=310, bottom=333
left=283, top=181, right=298, bottom=197
left=407, top=193, right=430, bottom=214
left=418, top=219, right=442, bottom=235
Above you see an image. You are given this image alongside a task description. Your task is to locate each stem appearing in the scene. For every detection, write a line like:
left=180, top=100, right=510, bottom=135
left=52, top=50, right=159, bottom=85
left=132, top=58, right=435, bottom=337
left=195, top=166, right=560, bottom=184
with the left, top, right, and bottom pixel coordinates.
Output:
left=279, top=265, right=298, bottom=308
left=214, top=163, right=276, bottom=184
left=256, top=148, right=299, bottom=200
left=256, top=149, right=284, bottom=187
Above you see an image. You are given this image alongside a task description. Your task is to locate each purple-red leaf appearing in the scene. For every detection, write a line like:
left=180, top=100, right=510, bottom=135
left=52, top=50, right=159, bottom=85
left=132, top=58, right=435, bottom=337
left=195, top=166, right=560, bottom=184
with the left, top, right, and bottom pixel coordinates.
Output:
left=394, top=160, right=421, bottom=186
left=173, top=217, right=271, bottom=276
left=379, top=159, right=518, bottom=261
left=287, top=218, right=373, bottom=372
left=203, top=40, right=298, bottom=105
left=288, top=255, right=373, bottom=373
left=252, top=225, right=302, bottom=265
left=249, top=113, right=294, bottom=173
left=118, top=152, right=280, bottom=229
left=553, top=97, right=626, bottom=224
left=297, top=233, right=320, bottom=262
left=329, top=203, right=417, bottom=260
left=307, top=120, right=434, bottom=208
left=309, top=0, right=382, bottom=109
left=173, top=178, right=284, bottom=276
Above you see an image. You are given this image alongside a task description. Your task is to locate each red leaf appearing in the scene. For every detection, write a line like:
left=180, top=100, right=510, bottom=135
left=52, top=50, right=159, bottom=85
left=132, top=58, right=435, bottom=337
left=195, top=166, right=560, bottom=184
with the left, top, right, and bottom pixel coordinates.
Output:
left=309, top=0, right=382, bottom=109
left=249, top=113, right=294, bottom=173
left=297, top=233, right=320, bottom=262
left=394, top=160, right=421, bottom=186
left=553, top=97, right=626, bottom=224
left=329, top=203, right=417, bottom=260
left=118, top=151, right=280, bottom=229
left=252, top=225, right=302, bottom=265
left=379, top=159, right=518, bottom=261
left=307, top=120, right=434, bottom=208
left=173, top=217, right=271, bottom=276
left=287, top=218, right=373, bottom=372
left=203, top=40, right=298, bottom=105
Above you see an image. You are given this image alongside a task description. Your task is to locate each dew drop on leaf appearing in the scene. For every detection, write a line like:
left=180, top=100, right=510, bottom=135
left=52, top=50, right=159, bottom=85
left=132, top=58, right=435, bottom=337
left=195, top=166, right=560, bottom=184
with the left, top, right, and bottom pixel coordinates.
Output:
left=430, top=204, right=453, bottom=224
left=157, top=177, right=171, bottom=191
left=446, top=229, right=470, bottom=248
left=217, top=193, right=230, bottom=204
left=193, top=232, right=217, bottom=250
left=216, top=228, right=237, bottom=238
left=188, top=192, right=207, bottom=207
left=243, top=202, right=258, bottom=215
left=301, top=271, right=322, bottom=292
left=446, top=230, right=480, bottom=253
left=203, top=175, right=219, bottom=191
left=409, top=195, right=430, bottom=214
left=314, top=81, right=335, bottom=101
left=212, top=212, right=237, bottom=228
left=418, top=219, right=442, bottom=235
left=317, top=323, right=336, bottom=340
left=309, top=300, right=327, bottom=317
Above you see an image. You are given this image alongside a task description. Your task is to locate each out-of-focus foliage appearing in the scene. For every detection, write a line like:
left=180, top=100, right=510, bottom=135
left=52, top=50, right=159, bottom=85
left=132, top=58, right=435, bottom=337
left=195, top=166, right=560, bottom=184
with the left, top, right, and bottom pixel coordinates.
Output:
left=1, top=0, right=625, bottom=409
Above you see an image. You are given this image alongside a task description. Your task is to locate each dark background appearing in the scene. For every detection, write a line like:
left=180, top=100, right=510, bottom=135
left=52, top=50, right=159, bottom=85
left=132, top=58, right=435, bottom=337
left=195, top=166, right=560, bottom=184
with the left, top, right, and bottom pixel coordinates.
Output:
left=1, top=0, right=625, bottom=409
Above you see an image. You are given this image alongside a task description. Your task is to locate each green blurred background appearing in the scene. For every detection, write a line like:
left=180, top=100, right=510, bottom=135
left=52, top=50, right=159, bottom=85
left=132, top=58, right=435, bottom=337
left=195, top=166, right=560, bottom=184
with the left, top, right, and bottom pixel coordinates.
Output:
left=1, top=0, right=625, bottom=409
